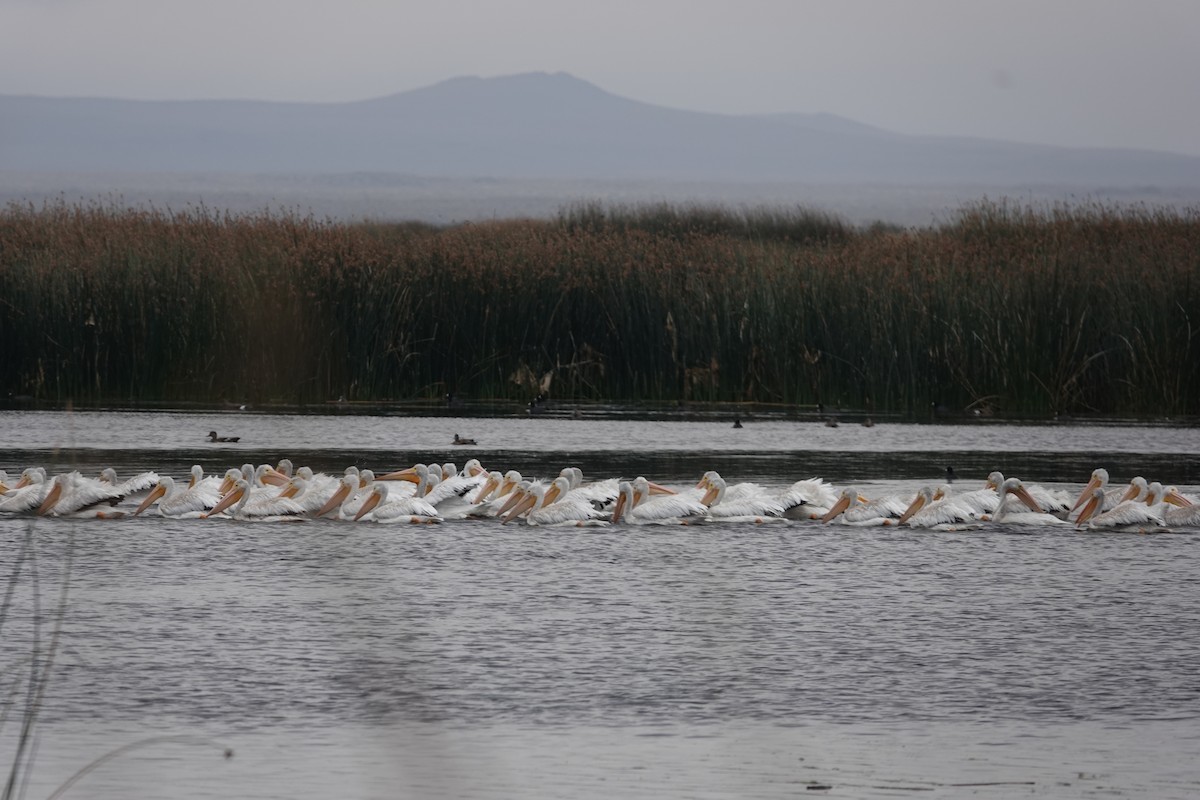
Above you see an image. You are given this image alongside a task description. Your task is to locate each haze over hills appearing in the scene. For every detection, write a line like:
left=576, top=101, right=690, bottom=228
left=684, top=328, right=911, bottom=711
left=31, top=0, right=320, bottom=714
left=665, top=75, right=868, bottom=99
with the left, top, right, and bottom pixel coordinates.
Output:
left=3, top=71, right=1200, bottom=225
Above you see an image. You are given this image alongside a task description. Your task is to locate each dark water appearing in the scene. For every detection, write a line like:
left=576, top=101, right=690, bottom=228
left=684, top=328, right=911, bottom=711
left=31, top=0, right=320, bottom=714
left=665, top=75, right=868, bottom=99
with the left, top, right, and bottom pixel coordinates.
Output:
left=3, top=411, right=1200, bottom=798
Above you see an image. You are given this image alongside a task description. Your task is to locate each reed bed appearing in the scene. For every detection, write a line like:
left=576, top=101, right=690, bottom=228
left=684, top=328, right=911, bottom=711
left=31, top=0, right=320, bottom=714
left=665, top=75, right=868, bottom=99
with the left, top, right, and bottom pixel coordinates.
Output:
left=1, top=200, right=1197, bottom=417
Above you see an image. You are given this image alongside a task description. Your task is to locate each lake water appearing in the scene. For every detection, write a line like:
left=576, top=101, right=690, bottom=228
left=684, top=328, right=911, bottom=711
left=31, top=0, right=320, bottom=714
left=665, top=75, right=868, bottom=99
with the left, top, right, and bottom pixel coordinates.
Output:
left=3, top=410, right=1199, bottom=799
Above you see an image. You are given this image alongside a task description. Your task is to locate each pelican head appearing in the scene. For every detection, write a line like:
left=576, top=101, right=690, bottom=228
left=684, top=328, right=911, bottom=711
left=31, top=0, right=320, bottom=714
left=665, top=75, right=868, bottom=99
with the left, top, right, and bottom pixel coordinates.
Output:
left=1071, top=468, right=1110, bottom=513
left=501, top=483, right=544, bottom=524
left=898, top=486, right=937, bottom=525
left=134, top=476, right=174, bottom=517
left=204, top=478, right=250, bottom=518
left=353, top=484, right=388, bottom=522
left=1001, top=477, right=1042, bottom=513
left=820, top=488, right=857, bottom=524
left=612, top=481, right=635, bottom=524
left=1074, top=487, right=1107, bottom=526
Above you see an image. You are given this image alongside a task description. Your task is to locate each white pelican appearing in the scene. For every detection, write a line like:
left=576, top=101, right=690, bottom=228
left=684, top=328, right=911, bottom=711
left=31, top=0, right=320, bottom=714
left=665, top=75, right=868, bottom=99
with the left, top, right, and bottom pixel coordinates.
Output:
left=0, top=470, right=50, bottom=513
left=493, top=479, right=535, bottom=519
left=470, top=470, right=503, bottom=504
left=461, top=458, right=487, bottom=479
left=427, top=463, right=489, bottom=512
left=699, top=475, right=785, bottom=522
left=333, top=469, right=380, bottom=518
left=611, top=478, right=710, bottom=526
left=819, top=489, right=898, bottom=526
left=896, top=486, right=980, bottom=529
left=987, top=471, right=1071, bottom=515
left=133, top=475, right=221, bottom=518
left=312, top=474, right=363, bottom=519
left=1144, top=482, right=1200, bottom=528
left=1075, top=487, right=1164, bottom=531
left=458, top=471, right=516, bottom=518
left=11, top=467, right=47, bottom=490
left=202, top=478, right=305, bottom=521
left=550, top=467, right=620, bottom=510
left=501, top=478, right=609, bottom=526
left=695, top=471, right=766, bottom=505
left=938, top=483, right=1003, bottom=518
left=36, top=472, right=126, bottom=517
left=278, top=467, right=343, bottom=503
left=379, top=464, right=473, bottom=517
left=98, top=467, right=160, bottom=499
left=353, top=483, right=441, bottom=524
left=226, top=463, right=289, bottom=493
left=776, top=478, right=841, bottom=519
left=274, top=475, right=334, bottom=513
left=469, top=469, right=523, bottom=507
left=185, top=465, right=224, bottom=493
left=989, top=478, right=1071, bottom=526
left=1067, top=469, right=1141, bottom=519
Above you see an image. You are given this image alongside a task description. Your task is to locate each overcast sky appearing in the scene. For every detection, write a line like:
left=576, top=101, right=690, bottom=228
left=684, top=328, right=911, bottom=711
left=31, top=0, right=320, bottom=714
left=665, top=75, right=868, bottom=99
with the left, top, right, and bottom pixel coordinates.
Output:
left=3, top=0, right=1198, bottom=156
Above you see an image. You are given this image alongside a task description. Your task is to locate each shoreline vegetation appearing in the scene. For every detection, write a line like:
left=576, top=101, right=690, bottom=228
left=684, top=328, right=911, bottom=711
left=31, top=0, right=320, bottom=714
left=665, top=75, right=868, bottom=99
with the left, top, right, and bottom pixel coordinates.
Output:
left=1, top=200, right=1197, bottom=420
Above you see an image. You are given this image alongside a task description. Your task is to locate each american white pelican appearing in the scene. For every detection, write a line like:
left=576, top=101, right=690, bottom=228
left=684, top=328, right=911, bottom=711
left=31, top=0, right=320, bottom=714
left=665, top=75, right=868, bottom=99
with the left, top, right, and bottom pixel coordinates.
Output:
left=493, top=479, right=536, bottom=519
left=939, top=484, right=1003, bottom=518
left=776, top=478, right=841, bottom=520
left=1067, top=469, right=1142, bottom=520
left=470, top=471, right=502, bottom=503
left=312, top=474, right=363, bottom=519
left=253, top=463, right=291, bottom=489
left=1075, top=487, right=1164, bottom=531
left=279, top=467, right=342, bottom=502
left=276, top=475, right=340, bottom=513
left=501, top=477, right=609, bottom=526
left=699, top=475, right=785, bottom=522
left=989, top=478, right=1071, bottom=526
left=459, top=470, right=523, bottom=517
left=551, top=467, right=620, bottom=510
left=98, top=467, right=160, bottom=499
left=379, top=464, right=478, bottom=518
left=133, top=475, right=221, bottom=518
left=0, top=470, right=50, bottom=513
left=896, top=486, right=980, bottom=529
left=987, top=471, right=1071, bottom=515
left=695, top=471, right=762, bottom=503
left=331, top=469, right=380, bottom=518
left=611, top=478, right=710, bottom=526
left=11, top=467, right=47, bottom=490
left=352, top=483, right=441, bottom=524
left=432, top=462, right=489, bottom=503
left=819, top=489, right=897, bottom=526
left=36, top=472, right=126, bottom=517
left=202, top=478, right=305, bottom=521
left=469, top=469, right=520, bottom=504
left=185, top=465, right=221, bottom=493
left=1144, top=482, right=1200, bottom=528
left=460, top=459, right=487, bottom=478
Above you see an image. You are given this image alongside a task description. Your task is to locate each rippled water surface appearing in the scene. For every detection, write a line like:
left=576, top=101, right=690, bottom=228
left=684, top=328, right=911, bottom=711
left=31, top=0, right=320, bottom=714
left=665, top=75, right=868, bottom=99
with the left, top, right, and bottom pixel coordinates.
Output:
left=3, top=410, right=1199, bottom=798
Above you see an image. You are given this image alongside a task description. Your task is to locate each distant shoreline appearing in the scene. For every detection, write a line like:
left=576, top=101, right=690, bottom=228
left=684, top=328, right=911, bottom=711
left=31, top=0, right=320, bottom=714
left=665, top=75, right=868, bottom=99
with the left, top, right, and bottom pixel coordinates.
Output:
left=5, top=170, right=1200, bottom=229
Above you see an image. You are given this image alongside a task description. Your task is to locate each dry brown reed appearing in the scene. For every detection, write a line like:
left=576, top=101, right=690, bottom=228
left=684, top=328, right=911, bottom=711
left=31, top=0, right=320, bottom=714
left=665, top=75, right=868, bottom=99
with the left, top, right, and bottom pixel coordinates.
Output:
left=1, top=199, right=1196, bottom=417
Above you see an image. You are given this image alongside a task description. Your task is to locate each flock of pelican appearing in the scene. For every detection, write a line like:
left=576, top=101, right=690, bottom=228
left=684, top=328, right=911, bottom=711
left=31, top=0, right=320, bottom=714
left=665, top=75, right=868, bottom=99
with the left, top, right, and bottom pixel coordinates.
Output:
left=1, top=462, right=1197, bottom=532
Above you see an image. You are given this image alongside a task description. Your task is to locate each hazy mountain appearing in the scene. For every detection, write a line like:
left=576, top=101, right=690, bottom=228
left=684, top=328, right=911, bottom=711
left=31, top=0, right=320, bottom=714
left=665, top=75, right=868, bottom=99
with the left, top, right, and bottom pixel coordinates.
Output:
left=4, top=71, right=1200, bottom=186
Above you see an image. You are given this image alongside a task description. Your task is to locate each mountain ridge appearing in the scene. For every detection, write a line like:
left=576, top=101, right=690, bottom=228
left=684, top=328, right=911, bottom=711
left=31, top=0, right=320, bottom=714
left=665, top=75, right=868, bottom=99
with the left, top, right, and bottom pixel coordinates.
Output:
left=3, top=71, right=1199, bottom=185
